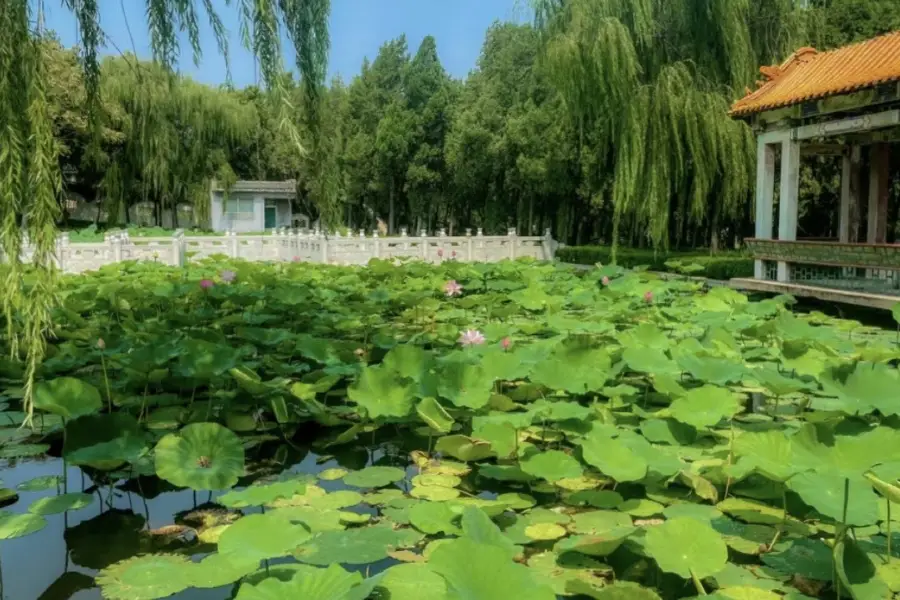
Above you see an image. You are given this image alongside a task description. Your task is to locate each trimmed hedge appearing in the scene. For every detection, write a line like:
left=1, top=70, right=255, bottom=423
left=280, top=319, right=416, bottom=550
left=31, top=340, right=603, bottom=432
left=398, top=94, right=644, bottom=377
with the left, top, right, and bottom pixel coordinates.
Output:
left=557, top=245, right=753, bottom=280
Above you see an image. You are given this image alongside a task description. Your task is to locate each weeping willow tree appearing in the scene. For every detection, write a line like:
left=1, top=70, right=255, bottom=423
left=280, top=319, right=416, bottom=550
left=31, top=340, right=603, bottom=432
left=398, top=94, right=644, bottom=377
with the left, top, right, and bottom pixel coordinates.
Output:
left=532, top=0, right=812, bottom=250
left=0, top=0, right=330, bottom=425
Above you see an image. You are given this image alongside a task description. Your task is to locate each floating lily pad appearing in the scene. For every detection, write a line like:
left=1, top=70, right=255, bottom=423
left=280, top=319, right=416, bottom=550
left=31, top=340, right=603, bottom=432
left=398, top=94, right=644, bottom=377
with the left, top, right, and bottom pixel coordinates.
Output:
left=219, top=479, right=308, bottom=508
left=525, top=523, right=568, bottom=541
left=17, top=475, right=62, bottom=491
left=319, top=468, right=349, bottom=481
left=96, top=554, right=193, bottom=600
left=234, top=563, right=381, bottom=600
left=63, top=413, right=148, bottom=469
left=154, top=422, right=245, bottom=490
left=521, top=450, right=583, bottom=482
left=410, top=484, right=461, bottom=501
left=761, top=538, right=833, bottom=581
left=410, top=501, right=461, bottom=535
left=0, top=510, right=46, bottom=539
left=218, top=513, right=311, bottom=561
left=29, top=492, right=93, bottom=515
left=295, top=524, right=418, bottom=565
left=644, top=517, right=727, bottom=578
left=668, top=385, right=742, bottom=428
left=411, top=473, right=461, bottom=488
left=343, top=466, right=406, bottom=488
left=33, top=377, right=102, bottom=420
left=377, top=563, right=448, bottom=600
left=190, top=552, right=259, bottom=588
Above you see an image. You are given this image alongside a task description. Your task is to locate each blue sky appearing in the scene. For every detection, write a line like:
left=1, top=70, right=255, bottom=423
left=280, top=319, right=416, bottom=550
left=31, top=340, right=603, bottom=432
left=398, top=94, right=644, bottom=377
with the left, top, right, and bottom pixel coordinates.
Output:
left=44, top=0, right=526, bottom=87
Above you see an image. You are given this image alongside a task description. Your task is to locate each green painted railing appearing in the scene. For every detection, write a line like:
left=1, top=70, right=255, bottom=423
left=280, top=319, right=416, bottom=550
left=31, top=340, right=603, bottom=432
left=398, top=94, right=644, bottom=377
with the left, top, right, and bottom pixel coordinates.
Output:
left=745, top=239, right=900, bottom=270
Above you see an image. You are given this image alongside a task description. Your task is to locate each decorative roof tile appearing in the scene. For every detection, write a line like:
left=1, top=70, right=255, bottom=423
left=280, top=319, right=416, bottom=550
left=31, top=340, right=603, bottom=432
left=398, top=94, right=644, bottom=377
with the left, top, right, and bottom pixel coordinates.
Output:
left=731, top=31, right=900, bottom=117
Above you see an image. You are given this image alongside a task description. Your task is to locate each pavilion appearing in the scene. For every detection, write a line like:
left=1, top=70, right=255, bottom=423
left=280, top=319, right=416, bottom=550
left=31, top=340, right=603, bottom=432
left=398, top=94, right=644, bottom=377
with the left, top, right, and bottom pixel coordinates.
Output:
left=730, top=31, right=900, bottom=309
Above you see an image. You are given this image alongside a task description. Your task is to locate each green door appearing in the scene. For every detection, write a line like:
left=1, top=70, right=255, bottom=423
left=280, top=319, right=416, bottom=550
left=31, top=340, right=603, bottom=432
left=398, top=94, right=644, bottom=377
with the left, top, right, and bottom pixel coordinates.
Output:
left=264, top=205, right=277, bottom=229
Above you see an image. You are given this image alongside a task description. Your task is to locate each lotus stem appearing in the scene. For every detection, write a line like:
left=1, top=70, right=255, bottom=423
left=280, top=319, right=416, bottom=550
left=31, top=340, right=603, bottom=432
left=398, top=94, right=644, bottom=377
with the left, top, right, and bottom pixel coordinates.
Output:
left=767, top=487, right=788, bottom=551
left=690, top=569, right=706, bottom=595
left=100, top=353, right=112, bottom=412
left=888, top=500, right=892, bottom=564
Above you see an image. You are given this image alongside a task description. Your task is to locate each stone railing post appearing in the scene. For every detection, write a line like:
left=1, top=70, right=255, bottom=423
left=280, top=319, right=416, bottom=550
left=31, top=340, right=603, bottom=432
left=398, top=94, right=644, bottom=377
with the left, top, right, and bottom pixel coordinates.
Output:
left=372, top=230, right=381, bottom=259
left=465, top=228, right=473, bottom=262
left=109, top=233, right=123, bottom=263
left=508, top=227, right=517, bottom=260
left=420, top=229, right=428, bottom=261
left=542, top=227, right=555, bottom=260
left=228, top=230, right=239, bottom=258
left=55, top=232, right=69, bottom=271
left=320, top=232, right=328, bottom=263
left=172, top=229, right=185, bottom=266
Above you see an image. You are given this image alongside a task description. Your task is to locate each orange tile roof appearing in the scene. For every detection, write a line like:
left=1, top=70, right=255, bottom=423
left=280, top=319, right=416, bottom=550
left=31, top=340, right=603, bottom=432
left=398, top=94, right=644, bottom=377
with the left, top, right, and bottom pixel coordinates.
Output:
left=731, top=31, right=900, bottom=117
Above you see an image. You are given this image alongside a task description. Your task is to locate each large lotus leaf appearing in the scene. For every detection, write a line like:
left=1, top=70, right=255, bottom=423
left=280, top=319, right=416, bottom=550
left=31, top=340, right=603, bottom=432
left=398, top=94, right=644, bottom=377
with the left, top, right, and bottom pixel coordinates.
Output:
left=429, top=538, right=556, bottom=600
left=235, top=563, right=382, bottom=600
left=189, top=552, right=259, bottom=588
left=0, top=510, right=46, bottom=539
left=437, top=361, right=494, bottom=409
left=570, top=510, right=633, bottom=535
left=644, top=517, right=727, bottom=579
left=154, top=422, right=245, bottom=490
left=63, top=413, right=148, bottom=469
left=580, top=430, right=647, bottom=482
left=96, top=554, right=193, bottom=600
left=17, top=475, right=62, bottom=491
left=529, top=341, right=612, bottom=394
left=377, top=563, right=448, bottom=600
left=527, top=399, right=593, bottom=422
left=348, top=365, right=416, bottom=418
left=33, top=377, right=102, bottom=419
left=587, top=582, right=661, bottom=599
left=343, top=466, right=406, bottom=488
left=616, top=430, right=682, bottom=479
left=835, top=534, right=890, bottom=599
left=819, top=362, right=900, bottom=416
left=520, top=450, right=583, bottom=482
left=640, top=418, right=696, bottom=446
left=384, top=344, right=433, bottom=382
left=436, top=435, right=495, bottom=462
left=788, top=472, right=879, bottom=526
left=268, top=506, right=346, bottom=532
left=417, top=397, right=454, bottom=433
left=709, top=517, right=775, bottom=555
left=527, top=551, right=612, bottom=597
left=410, top=501, right=461, bottom=535
left=668, top=385, right=742, bottom=429
left=472, top=422, right=517, bottom=458
left=555, top=528, right=636, bottom=557
left=219, top=479, right=308, bottom=508
left=792, top=425, right=900, bottom=480
left=749, top=365, right=807, bottom=397
left=294, top=524, right=418, bottom=565
left=502, top=509, right=571, bottom=545
left=175, top=338, right=239, bottom=378
left=29, top=492, right=93, bottom=515
left=622, top=346, right=680, bottom=376
left=732, top=429, right=801, bottom=482
left=460, top=506, right=520, bottom=560
left=761, top=538, right=833, bottom=580
left=218, top=513, right=311, bottom=561
left=675, top=352, right=745, bottom=385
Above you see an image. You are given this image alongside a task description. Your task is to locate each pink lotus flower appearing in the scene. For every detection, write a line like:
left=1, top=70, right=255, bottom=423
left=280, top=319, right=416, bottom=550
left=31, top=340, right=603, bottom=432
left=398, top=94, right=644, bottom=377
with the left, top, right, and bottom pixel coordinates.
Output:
left=97, top=338, right=106, bottom=350
left=292, top=256, right=302, bottom=262
left=451, top=250, right=457, bottom=259
left=644, top=290, right=653, bottom=303
left=458, top=329, right=486, bottom=347
left=437, top=248, right=444, bottom=258
left=501, top=337, right=511, bottom=351
left=602, top=276, right=610, bottom=286
left=444, top=280, right=463, bottom=297
left=220, top=269, right=236, bottom=283
left=199, top=279, right=214, bottom=290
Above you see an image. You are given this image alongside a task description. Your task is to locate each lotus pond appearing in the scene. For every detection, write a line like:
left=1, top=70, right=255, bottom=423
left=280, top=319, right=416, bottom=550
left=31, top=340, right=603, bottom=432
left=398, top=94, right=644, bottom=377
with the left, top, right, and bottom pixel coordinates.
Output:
left=2, top=258, right=900, bottom=600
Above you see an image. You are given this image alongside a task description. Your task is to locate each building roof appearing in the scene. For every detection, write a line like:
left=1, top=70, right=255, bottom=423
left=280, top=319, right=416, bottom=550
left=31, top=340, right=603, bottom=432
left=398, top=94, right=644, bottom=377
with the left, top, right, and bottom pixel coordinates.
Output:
left=211, top=180, right=297, bottom=195
left=731, top=31, right=900, bottom=117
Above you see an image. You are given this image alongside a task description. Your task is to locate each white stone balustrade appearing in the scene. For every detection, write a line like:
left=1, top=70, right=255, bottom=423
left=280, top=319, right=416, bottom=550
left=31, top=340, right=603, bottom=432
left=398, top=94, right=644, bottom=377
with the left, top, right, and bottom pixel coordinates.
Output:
left=6, top=228, right=558, bottom=273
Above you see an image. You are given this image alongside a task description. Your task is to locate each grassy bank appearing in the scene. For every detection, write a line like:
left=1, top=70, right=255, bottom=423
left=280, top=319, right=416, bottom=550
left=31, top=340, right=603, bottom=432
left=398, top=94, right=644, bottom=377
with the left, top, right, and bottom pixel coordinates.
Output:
left=557, top=245, right=753, bottom=280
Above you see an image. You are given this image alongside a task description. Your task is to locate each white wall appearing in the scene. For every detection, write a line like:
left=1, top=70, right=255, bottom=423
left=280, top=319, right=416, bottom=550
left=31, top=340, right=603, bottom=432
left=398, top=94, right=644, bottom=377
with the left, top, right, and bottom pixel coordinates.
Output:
left=211, top=192, right=265, bottom=232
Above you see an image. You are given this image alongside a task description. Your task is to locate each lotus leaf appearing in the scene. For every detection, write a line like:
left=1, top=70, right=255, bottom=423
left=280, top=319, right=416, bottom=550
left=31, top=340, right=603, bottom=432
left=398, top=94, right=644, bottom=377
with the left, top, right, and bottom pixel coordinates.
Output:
left=555, top=528, right=636, bottom=556
left=29, top=492, right=93, bottom=515
left=623, top=346, right=679, bottom=376
left=619, top=498, right=664, bottom=517
left=580, top=430, right=648, bottom=482
left=0, top=510, right=46, bottom=539
left=709, top=517, right=775, bottom=555
left=218, top=513, right=311, bottom=561
left=429, top=538, right=556, bottom=600
left=412, top=473, right=461, bottom=488
left=348, top=365, right=416, bottom=418
left=268, top=506, right=346, bottom=532
left=305, top=490, right=364, bottom=510
left=295, top=524, right=418, bottom=565
left=526, top=551, right=612, bottom=596
left=820, top=362, right=900, bottom=416
left=472, top=421, right=517, bottom=458
left=566, top=490, right=623, bottom=509
left=411, top=485, right=461, bottom=501
left=96, top=554, right=193, bottom=600
left=343, top=465, right=406, bottom=488
left=377, top=563, right=448, bottom=600
left=521, top=450, right=583, bottom=482
left=640, top=418, right=696, bottom=446
left=587, top=582, right=662, bottom=599
left=461, top=506, right=520, bottom=559
left=530, top=342, right=611, bottom=394
left=525, top=522, right=567, bottom=541
left=417, top=397, right=455, bottom=433
left=732, top=429, right=801, bottom=482
left=761, top=538, right=833, bottom=580
left=17, top=475, right=62, bottom=491
left=410, top=501, right=461, bottom=534
left=668, top=385, right=742, bottom=428
left=63, top=413, right=148, bottom=469
left=788, top=471, right=879, bottom=526
left=190, top=552, right=259, bottom=588
left=319, top=468, right=349, bottom=481
left=644, top=517, right=727, bottom=579
left=365, top=488, right=406, bottom=505
left=235, top=563, right=382, bottom=600
left=498, top=492, right=536, bottom=510
left=219, top=479, right=307, bottom=508
left=33, top=377, right=102, bottom=419
left=479, top=464, right=534, bottom=482
left=834, top=534, right=890, bottom=599
left=438, top=361, right=494, bottom=409
left=154, top=422, right=244, bottom=490
left=436, top=435, right=495, bottom=462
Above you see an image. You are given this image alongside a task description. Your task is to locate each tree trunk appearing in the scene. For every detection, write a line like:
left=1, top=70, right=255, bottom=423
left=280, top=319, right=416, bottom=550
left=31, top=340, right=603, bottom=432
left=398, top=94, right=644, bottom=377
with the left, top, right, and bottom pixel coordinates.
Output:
left=528, top=197, right=534, bottom=235
left=710, top=201, right=720, bottom=253
left=388, top=179, right=396, bottom=235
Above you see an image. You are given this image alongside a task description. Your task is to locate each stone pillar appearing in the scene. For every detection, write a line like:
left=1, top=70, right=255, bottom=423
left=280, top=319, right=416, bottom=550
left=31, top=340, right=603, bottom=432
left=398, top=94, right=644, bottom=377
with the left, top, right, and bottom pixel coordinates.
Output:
left=229, top=230, right=239, bottom=258
left=420, top=229, right=428, bottom=261
left=172, top=229, right=185, bottom=267
left=754, top=140, right=777, bottom=279
left=777, top=139, right=801, bottom=282
left=466, top=228, right=473, bottom=262
left=373, top=230, right=381, bottom=259
left=508, top=227, right=517, bottom=260
left=110, top=233, right=123, bottom=263
left=56, top=232, right=69, bottom=271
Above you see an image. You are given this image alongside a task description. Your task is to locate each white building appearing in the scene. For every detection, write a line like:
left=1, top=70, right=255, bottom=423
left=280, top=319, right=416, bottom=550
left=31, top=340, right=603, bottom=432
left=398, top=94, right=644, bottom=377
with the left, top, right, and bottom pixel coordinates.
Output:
left=209, top=180, right=311, bottom=233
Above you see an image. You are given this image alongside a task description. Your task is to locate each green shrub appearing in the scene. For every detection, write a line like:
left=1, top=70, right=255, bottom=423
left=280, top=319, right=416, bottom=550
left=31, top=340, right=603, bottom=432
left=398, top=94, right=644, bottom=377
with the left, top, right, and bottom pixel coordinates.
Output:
left=557, top=245, right=752, bottom=279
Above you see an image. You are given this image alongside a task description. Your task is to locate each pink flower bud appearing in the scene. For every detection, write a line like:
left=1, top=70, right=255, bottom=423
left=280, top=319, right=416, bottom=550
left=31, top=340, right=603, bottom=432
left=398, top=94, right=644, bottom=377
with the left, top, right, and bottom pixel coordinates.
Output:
left=501, top=337, right=511, bottom=351
left=199, top=279, right=214, bottom=290
left=602, top=276, right=610, bottom=286
left=97, top=338, right=106, bottom=350
left=644, top=290, right=653, bottom=303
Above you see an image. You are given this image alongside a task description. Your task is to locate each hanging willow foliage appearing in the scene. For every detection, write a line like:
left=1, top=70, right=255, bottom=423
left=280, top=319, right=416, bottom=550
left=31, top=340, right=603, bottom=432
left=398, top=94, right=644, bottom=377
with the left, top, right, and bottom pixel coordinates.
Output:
left=1, top=0, right=331, bottom=426
left=532, top=0, right=810, bottom=250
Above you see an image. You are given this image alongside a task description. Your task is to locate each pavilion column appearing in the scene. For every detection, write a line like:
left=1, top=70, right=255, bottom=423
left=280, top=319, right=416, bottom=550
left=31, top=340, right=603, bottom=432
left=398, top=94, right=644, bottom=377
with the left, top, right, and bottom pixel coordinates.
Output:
left=867, top=142, right=890, bottom=244
left=777, top=138, right=801, bottom=282
left=839, top=146, right=862, bottom=243
left=754, top=139, right=776, bottom=279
